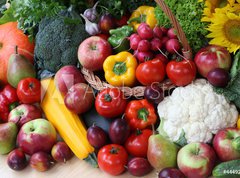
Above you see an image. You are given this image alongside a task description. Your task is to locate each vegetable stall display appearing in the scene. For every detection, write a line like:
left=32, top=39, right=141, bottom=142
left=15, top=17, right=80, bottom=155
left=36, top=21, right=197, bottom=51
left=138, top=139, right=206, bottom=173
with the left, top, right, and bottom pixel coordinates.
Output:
left=0, top=0, right=240, bottom=178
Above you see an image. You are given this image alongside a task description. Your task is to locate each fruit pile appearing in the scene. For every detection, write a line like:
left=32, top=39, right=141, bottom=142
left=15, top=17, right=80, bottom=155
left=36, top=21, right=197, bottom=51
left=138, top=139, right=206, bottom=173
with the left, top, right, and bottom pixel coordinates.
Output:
left=0, top=1, right=240, bottom=178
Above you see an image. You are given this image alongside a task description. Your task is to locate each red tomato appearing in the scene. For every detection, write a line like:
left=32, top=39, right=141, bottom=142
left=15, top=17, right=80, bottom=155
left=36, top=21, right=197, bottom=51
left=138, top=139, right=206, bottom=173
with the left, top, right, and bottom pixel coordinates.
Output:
left=95, top=88, right=127, bottom=118
left=98, top=144, right=128, bottom=176
left=136, top=58, right=166, bottom=86
left=166, top=59, right=196, bottom=86
left=17, top=78, right=41, bottom=104
left=125, top=129, right=152, bottom=157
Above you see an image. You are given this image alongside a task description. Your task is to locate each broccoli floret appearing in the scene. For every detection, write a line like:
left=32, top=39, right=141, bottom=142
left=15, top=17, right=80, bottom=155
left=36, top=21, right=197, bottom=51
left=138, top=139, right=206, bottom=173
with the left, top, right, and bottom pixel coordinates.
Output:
left=34, top=9, right=89, bottom=73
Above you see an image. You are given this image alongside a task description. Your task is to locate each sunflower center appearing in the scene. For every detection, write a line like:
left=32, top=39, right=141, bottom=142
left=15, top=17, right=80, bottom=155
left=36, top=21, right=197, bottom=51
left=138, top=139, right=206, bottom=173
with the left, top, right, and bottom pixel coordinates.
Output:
left=224, top=19, right=240, bottom=44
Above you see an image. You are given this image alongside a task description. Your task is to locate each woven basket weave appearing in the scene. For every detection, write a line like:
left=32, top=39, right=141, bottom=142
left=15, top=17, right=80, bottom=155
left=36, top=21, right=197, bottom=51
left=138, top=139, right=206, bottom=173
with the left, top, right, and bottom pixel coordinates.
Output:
left=81, top=0, right=192, bottom=97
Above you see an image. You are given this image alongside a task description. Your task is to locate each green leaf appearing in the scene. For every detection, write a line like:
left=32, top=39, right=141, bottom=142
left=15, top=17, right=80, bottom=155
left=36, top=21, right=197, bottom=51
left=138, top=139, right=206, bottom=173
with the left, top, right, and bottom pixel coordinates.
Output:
left=174, top=130, right=188, bottom=147
left=84, top=152, right=98, bottom=168
left=157, top=118, right=170, bottom=139
left=0, top=7, right=17, bottom=24
left=230, top=51, right=240, bottom=78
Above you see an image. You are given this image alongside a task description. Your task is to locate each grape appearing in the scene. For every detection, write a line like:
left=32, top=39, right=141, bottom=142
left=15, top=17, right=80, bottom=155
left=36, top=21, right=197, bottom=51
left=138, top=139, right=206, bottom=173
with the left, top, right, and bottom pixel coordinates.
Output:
left=144, top=83, right=164, bottom=105
left=207, top=68, right=230, bottom=87
left=87, top=125, right=108, bottom=149
left=109, top=118, right=130, bottom=145
left=158, top=168, right=185, bottom=178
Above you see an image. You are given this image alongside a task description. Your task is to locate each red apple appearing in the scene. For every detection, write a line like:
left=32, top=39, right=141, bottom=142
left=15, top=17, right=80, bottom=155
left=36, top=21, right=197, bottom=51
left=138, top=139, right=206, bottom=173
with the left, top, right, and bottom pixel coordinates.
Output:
left=17, top=118, right=57, bottom=155
left=78, top=36, right=112, bottom=71
left=30, top=152, right=54, bottom=172
left=7, top=148, right=28, bottom=171
left=64, top=83, right=94, bottom=114
left=213, top=127, right=240, bottom=161
left=177, top=142, right=216, bottom=178
left=8, top=104, right=42, bottom=127
left=51, top=142, right=73, bottom=163
left=194, top=45, right=232, bottom=77
left=54, top=65, right=85, bottom=95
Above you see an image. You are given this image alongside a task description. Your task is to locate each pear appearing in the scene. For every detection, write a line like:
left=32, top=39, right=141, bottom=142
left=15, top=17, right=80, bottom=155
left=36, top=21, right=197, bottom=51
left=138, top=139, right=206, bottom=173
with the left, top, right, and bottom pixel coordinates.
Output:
left=7, top=46, right=36, bottom=88
left=147, top=134, right=178, bottom=170
left=0, top=122, right=18, bottom=154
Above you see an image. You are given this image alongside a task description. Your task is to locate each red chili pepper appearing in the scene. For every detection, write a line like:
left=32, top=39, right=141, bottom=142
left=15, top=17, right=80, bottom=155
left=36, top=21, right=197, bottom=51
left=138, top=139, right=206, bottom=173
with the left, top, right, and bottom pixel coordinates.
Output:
left=125, top=99, right=157, bottom=130
left=0, top=85, right=19, bottom=122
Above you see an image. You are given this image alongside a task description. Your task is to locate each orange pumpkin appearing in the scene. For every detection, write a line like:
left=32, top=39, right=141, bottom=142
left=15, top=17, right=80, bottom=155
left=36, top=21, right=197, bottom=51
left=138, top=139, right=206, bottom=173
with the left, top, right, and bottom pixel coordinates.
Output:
left=0, top=22, right=35, bottom=83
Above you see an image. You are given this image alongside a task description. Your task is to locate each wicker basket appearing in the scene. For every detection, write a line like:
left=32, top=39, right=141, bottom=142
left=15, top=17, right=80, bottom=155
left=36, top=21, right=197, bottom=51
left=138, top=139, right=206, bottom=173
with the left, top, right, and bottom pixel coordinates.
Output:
left=81, top=0, right=192, bottom=97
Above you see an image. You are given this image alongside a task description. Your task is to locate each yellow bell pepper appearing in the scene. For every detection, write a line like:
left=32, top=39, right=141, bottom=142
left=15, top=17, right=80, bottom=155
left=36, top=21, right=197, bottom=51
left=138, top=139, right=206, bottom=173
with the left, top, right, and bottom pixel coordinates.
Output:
left=237, top=115, right=240, bottom=129
left=128, top=6, right=157, bottom=31
left=103, top=51, right=138, bottom=87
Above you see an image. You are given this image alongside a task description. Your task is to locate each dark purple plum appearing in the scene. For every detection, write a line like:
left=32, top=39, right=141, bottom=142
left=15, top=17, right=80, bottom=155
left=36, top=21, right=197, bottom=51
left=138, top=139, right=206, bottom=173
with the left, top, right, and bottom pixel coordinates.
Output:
left=158, top=168, right=185, bottom=178
left=144, top=83, right=164, bottom=105
left=207, top=68, right=230, bottom=87
left=128, top=157, right=153, bottom=177
left=87, top=125, right=108, bottom=149
left=7, top=148, right=28, bottom=171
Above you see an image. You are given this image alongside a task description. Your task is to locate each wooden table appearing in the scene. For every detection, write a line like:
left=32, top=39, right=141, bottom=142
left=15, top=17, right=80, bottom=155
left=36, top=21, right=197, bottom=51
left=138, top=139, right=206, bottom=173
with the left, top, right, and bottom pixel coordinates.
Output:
left=0, top=155, right=158, bottom=178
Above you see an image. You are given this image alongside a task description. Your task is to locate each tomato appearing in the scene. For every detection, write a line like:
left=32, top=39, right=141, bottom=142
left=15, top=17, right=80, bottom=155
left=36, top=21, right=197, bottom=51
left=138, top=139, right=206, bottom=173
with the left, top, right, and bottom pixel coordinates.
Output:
left=98, top=144, right=128, bottom=176
left=125, top=129, right=152, bottom=158
left=95, top=88, right=127, bottom=118
left=166, top=59, right=196, bottom=86
left=136, top=58, right=166, bottom=85
left=17, top=78, right=41, bottom=104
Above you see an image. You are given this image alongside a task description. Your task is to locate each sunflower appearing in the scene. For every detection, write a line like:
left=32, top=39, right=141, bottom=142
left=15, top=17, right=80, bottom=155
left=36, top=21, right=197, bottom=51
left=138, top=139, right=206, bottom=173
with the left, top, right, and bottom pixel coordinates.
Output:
left=201, top=0, right=236, bottom=22
left=207, top=11, right=240, bottom=53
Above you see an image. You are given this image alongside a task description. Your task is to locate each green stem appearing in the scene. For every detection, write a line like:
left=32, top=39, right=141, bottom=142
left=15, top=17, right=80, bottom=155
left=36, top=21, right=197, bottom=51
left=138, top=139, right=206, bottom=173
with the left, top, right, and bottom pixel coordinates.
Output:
left=104, top=93, right=112, bottom=102
left=232, top=136, right=240, bottom=151
left=137, top=108, right=149, bottom=122
left=113, top=62, right=127, bottom=76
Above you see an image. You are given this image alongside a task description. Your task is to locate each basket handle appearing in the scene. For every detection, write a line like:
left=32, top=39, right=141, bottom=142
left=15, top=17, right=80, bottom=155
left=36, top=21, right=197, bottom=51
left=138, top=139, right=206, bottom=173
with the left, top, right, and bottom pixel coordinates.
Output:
left=155, top=0, right=192, bottom=59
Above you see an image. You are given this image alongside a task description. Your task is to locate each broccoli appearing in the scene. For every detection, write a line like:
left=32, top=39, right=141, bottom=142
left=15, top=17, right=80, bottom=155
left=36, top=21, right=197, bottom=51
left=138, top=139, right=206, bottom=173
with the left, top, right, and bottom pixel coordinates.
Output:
left=34, top=8, right=89, bottom=73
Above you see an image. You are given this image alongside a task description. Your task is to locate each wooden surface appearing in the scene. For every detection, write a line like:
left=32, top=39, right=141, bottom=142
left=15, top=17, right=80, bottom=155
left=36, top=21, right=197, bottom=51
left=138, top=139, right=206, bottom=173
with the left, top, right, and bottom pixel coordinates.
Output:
left=0, top=155, right=158, bottom=178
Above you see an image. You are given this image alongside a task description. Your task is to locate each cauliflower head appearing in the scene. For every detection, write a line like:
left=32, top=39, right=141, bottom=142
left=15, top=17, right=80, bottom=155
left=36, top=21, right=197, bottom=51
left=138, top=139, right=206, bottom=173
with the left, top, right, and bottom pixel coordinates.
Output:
left=157, top=79, right=239, bottom=143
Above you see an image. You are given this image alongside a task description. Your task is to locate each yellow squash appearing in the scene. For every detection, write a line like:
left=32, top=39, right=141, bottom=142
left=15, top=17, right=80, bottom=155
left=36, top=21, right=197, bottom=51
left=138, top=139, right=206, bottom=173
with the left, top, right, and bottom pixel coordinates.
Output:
left=40, top=78, right=97, bottom=166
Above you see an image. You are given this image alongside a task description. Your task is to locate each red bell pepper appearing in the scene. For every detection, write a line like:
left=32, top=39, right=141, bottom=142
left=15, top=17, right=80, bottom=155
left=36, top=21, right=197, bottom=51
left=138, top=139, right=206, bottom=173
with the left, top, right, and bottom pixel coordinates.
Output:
left=0, top=85, right=19, bottom=122
left=125, top=99, right=157, bottom=130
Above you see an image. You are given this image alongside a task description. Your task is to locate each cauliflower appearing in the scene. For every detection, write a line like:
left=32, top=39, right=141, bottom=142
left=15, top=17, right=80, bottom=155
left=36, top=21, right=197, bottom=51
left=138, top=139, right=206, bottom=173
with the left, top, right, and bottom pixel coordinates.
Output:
left=157, top=79, right=239, bottom=144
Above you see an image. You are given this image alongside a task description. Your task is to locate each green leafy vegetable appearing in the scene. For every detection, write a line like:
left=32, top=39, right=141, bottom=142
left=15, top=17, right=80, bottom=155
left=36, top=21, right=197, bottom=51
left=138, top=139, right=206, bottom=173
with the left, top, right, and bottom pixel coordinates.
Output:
left=230, top=51, right=240, bottom=78
left=214, top=71, right=240, bottom=109
left=0, top=0, right=66, bottom=41
left=98, top=0, right=156, bottom=19
left=174, top=130, right=188, bottom=147
left=34, top=7, right=89, bottom=75
left=154, top=0, right=208, bottom=54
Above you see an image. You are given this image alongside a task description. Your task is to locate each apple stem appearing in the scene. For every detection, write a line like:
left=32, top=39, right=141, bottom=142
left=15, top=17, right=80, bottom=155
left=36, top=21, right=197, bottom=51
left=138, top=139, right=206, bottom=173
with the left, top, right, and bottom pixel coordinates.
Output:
left=15, top=46, right=18, bottom=54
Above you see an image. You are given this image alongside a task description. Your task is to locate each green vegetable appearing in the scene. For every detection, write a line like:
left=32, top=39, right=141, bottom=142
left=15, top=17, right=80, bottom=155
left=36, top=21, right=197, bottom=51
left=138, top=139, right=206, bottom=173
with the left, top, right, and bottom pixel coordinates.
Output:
left=232, top=137, right=240, bottom=151
left=154, top=0, right=208, bottom=54
left=0, top=0, right=65, bottom=41
left=212, top=159, right=240, bottom=178
left=230, top=51, right=240, bottom=78
left=34, top=7, right=89, bottom=74
left=108, top=25, right=133, bottom=53
left=214, top=71, right=240, bottom=109
left=98, top=0, right=156, bottom=19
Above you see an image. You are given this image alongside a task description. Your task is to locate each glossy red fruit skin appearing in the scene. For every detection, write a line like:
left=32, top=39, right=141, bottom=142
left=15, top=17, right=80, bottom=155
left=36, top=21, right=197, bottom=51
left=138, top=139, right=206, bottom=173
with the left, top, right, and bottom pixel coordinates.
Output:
left=98, top=144, right=128, bottom=176
left=51, top=142, right=73, bottom=163
left=87, top=125, right=108, bottom=149
left=128, top=157, right=153, bottom=177
left=7, top=149, right=28, bottom=171
left=30, top=152, right=53, bottom=172
left=158, top=168, right=185, bottom=178
left=109, top=118, right=130, bottom=145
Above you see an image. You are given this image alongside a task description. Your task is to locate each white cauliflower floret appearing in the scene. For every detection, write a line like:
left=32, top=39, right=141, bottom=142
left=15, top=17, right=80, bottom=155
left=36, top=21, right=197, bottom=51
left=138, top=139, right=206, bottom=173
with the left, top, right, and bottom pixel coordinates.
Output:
left=157, top=79, right=239, bottom=143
